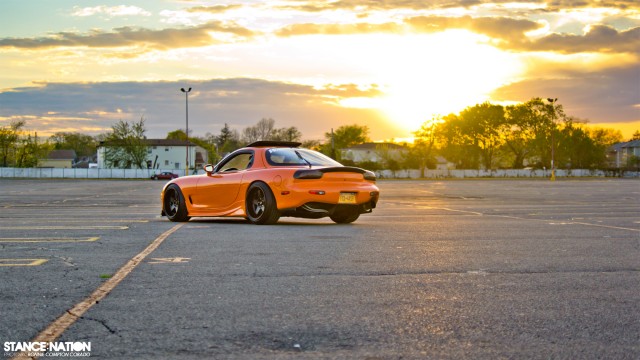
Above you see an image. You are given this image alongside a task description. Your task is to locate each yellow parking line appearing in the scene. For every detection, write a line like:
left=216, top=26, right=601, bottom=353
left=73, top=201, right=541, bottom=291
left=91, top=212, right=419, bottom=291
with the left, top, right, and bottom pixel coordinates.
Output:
left=13, top=224, right=184, bottom=360
left=0, top=237, right=100, bottom=243
left=1, top=226, right=128, bottom=230
left=0, top=259, right=48, bottom=266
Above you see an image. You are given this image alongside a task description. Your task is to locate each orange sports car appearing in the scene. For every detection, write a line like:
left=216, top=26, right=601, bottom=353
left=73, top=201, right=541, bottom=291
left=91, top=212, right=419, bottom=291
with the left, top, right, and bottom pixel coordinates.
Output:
left=161, top=141, right=380, bottom=224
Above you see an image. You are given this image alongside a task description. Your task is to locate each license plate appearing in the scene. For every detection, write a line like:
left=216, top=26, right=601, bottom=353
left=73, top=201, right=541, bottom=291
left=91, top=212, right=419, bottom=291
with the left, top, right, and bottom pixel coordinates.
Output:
left=338, top=192, right=357, bottom=204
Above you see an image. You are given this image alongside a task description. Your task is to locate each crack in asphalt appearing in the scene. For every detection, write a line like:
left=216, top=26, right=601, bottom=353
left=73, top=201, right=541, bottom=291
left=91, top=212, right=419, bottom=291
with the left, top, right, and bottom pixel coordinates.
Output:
left=79, top=316, right=120, bottom=337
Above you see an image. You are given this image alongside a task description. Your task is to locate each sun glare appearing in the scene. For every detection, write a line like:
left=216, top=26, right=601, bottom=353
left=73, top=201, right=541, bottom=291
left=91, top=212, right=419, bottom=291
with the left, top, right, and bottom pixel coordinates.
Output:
left=337, top=31, right=523, bottom=132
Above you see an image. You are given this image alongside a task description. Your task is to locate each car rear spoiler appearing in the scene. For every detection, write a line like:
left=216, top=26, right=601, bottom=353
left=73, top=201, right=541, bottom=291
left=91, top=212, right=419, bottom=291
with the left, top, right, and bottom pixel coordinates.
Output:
left=294, top=167, right=376, bottom=180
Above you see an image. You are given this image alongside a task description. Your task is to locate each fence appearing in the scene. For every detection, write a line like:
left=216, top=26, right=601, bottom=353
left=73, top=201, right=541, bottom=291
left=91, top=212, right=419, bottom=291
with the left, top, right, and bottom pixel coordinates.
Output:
left=0, top=168, right=196, bottom=179
left=376, top=169, right=639, bottom=179
left=1, top=167, right=638, bottom=179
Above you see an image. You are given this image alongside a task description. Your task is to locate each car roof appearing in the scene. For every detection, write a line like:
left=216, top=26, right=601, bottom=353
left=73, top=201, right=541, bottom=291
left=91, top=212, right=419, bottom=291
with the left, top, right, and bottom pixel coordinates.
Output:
left=246, top=141, right=301, bottom=148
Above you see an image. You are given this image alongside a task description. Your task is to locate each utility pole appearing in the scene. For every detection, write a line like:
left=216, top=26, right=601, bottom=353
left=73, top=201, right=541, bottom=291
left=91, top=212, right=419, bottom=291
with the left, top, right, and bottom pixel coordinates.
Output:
left=547, top=98, right=558, bottom=181
left=181, top=87, right=192, bottom=175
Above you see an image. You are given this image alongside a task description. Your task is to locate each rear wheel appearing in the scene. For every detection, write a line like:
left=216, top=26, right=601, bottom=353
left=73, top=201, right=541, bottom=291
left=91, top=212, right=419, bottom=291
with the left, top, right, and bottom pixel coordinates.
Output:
left=164, top=184, right=190, bottom=222
left=246, top=182, right=280, bottom=225
left=330, top=208, right=360, bottom=224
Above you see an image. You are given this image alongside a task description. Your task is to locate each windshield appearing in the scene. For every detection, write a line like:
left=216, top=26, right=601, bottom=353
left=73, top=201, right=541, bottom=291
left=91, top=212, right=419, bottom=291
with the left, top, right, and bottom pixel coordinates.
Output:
left=265, top=148, right=342, bottom=167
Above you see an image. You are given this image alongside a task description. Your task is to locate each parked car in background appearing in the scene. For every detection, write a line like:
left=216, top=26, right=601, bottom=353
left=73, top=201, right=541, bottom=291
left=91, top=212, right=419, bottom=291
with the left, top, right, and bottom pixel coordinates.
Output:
left=151, top=172, right=179, bottom=180
left=161, top=141, right=380, bottom=224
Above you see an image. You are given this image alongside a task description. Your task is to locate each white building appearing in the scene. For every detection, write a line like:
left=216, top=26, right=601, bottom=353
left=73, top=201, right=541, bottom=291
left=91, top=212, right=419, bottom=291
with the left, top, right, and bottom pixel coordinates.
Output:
left=608, top=140, right=640, bottom=168
left=341, top=142, right=407, bottom=163
left=97, top=139, right=207, bottom=170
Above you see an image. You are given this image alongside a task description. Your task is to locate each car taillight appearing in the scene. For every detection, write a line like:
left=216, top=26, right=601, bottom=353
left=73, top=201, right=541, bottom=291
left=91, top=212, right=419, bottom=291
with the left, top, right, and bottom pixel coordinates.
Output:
left=294, top=169, right=323, bottom=179
left=363, top=170, right=376, bottom=181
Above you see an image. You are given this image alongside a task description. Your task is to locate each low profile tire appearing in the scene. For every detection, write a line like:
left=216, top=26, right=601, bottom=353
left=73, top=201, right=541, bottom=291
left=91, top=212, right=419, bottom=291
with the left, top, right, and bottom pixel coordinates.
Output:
left=246, top=182, right=280, bottom=225
left=164, top=184, right=190, bottom=222
left=330, top=208, right=360, bottom=224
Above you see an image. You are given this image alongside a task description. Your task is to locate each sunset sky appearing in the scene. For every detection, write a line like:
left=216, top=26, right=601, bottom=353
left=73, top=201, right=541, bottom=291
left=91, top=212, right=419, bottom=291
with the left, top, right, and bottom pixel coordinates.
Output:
left=0, top=0, right=638, bottom=141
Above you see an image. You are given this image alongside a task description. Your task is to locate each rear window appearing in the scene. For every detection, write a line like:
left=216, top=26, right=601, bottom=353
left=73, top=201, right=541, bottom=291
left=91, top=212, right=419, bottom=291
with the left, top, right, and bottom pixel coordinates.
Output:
left=266, top=148, right=342, bottom=167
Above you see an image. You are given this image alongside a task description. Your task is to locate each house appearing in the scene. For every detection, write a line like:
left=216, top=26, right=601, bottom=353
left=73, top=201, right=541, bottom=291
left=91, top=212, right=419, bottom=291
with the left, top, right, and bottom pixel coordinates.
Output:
left=435, top=156, right=456, bottom=170
left=341, top=143, right=407, bottom=163
left=608, top=140, right=640, bottom=168
left=97, top=139, right=208, bottom=170
left=39, top=150, right=76, bottom=168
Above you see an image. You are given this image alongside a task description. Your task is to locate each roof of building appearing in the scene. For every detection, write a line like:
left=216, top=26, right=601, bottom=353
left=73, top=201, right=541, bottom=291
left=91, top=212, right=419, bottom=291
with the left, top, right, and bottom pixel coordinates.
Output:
left=47, top=150, right=77, bottom=160
left=146, top=139, right=198, bottom=146
left=609, top=140, right=640, bottom=151
left=99, top=139, right=197, bottom=147
left=344, top=142, right=407, bottom=151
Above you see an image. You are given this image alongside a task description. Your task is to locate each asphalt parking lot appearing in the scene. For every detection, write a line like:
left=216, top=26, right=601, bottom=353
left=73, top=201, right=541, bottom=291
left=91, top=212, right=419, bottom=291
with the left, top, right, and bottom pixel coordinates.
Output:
left=1, top=178, right=638, bottom=359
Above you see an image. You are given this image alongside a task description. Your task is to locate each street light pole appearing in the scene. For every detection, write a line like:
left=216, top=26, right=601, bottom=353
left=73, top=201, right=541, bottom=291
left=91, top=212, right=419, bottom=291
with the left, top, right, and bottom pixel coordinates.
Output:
left=181, top=87, right=192, bottom=176
left=546, top=98, right=558, bottom=181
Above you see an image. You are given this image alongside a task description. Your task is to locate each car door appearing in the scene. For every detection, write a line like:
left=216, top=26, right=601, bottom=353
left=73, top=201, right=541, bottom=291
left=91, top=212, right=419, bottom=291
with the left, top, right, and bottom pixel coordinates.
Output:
left=194, top=151, right=254, bottom=212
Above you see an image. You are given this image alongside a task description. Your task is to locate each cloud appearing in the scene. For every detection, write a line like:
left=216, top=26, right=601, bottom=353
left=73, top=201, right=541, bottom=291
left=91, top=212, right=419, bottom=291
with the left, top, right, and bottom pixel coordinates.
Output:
left=491, top=64, right=640, bottom=123
left=277, top=0, right=639, bottom=12
left=275, top=22, right=404, bottom=37
left=0, top=22, right=255, bottom=50
left=274, top=0, right=487, bottom=12
left=186, top=5, right=244, bottom=14
left=275, top=16, right=639, bottom=54
left=0, top=79, right=393, bottom=140
left=72, top=5, right=152, bottom=17
left=524, top=25, right=640, bottom=54
left=405, top=15, right=541, bottom=43
left=544, top=0, right=639, bottom=10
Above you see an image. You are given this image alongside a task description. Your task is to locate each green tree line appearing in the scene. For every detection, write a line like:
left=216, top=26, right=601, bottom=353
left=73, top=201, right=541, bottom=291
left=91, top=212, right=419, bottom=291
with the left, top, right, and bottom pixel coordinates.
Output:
left=1, top=97, right=637, bottom=170
left=410, top=98, right=628, bottom=171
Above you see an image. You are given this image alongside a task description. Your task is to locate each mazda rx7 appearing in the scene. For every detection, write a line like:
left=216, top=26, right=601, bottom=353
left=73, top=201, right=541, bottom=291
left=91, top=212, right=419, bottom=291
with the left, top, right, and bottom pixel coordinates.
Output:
left=161, top=141, right=380, bottom=224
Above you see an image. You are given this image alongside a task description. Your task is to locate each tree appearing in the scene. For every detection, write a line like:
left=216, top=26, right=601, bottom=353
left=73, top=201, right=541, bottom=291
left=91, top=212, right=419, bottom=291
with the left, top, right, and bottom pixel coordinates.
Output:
left=166, top=129, right=190, bottom=141
left=408, top=116, right=442, bottom=176
left=102, top=118, right=148, bottom=169
left=438, top=113, right=480, bottom=169
left=320, top=124, right=370, bottom=159
left=504, top=102, right=538, bottom=168
left=242, top=118, right=275, bottom=143
left=15, top=132, right=50, bottom=168
left=631, top=130, right=640, bottom=141
left=560, top=125, right=622, bottom=169
left=503, top=98, right=566, bottom=169
left=49, top=132, right=96, bottom=157
left=212, top=123, right=242, bottom=156
left=0, top=120, right=26, bottom=167
left=271, top=127, right=302, bottom=142
left=457, top=102, right=506, bottom=170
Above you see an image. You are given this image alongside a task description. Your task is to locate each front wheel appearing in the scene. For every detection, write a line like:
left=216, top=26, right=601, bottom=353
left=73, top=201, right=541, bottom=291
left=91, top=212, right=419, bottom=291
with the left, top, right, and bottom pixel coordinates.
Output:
left=245, top=182, right=280, bottom=225
left=164, top=184, right=190, bottom=222
left=330, top=208, right=360, bottom=224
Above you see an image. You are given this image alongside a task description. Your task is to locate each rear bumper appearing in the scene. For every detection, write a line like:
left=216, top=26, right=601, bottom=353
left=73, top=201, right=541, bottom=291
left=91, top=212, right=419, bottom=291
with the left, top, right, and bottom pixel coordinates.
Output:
left=274, top=179, right=379, bottom=210
left=280, top=199, right=377, bottom=219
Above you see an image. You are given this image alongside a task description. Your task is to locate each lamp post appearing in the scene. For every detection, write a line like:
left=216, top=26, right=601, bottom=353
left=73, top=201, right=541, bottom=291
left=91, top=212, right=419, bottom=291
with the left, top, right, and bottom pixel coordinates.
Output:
left=546, top=98, right=558, bottom=181
left=180, top=87, right=192, bottom=175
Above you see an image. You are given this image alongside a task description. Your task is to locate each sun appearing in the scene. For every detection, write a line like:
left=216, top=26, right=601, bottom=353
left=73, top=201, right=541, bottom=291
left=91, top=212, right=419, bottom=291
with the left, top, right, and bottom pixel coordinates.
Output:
left=339, top=31, right=523, bottom=132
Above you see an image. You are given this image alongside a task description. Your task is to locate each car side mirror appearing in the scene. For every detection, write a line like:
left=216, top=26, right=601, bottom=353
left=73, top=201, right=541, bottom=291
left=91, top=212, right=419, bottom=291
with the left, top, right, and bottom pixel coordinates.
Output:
left=204, top=164, right=214, bottom=174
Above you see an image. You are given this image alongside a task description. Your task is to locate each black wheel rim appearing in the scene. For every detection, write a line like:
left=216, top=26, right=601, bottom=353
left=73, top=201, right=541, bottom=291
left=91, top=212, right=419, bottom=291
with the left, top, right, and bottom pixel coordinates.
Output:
left=166, top=189, right=179, bottom=216
left=250, top=188, right=266, bottom=218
